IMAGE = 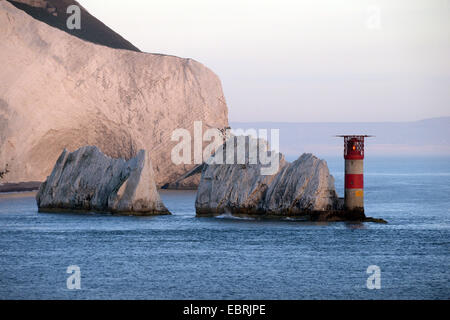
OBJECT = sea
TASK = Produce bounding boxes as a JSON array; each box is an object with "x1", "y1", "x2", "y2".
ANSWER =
[{"x1": 0, "y1": 156, "x2": 449, "y2": 299}]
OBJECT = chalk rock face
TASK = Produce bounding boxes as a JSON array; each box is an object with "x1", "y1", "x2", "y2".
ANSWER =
[
  {"x1": 0, "y1": 1, "x2": 228, "y2": 187},
  {"x1": 36, "y1": 146, "x2": 170, "y2": 215},
  {"x1": 262, "y1": 154, "x2": 340, "y2": 213},
  {"x1": 161, "y1": 164, "x2": 204, "y2": 190},
  {"x1": 195, "y1": 137, "x2": 340, "y2": 216}
]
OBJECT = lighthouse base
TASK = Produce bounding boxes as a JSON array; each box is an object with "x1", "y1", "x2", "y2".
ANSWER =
[
  {"x1": 307, "y1": 198, "x2": 386, "y2": 223},
  {"x1": 195, "y1": 198, "x2": 387, "y2": 223},
  {"x1": 308, "y1": 209, "x2": 386, "y2": 223},
  {"x1": 196, "y1": 208, "x2": 387, "y2": 223},
  {"x1": 308, "y1": 209, "x2": 364, "y2": 222},
  {"x1": 343, "y1": 208, "x2": 365, "y2": 220}
]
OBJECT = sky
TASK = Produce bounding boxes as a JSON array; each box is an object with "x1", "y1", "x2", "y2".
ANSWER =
[{"x1": 79, "y1": 0, "x2": 450, "y2": 123}]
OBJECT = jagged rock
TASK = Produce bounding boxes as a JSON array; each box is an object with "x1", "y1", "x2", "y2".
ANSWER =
[
  {"x1": 36, "y1": 146, "x2": 170, "y2": 215},
  {"x1": 0, "y1": 1, "x2": 228, "y2": 188},
  {"x1": 195, "y1": 137, "x2": 341, "y2": 217},
  {"x1": 161, "y1": 164, "x2": 204, "y2": 190},
  {"x1": 262, "y1": 154, "x2": 340, "y2": 214}
]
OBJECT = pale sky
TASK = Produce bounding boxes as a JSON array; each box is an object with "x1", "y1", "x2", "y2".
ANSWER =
[{"x1": 79, "y1": 0, "x2": 450, "y2": 122}]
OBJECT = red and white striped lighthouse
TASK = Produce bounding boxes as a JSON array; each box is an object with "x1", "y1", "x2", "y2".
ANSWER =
[{"x1": 337, "y1": 135, "x2": 372, "y2": 214}]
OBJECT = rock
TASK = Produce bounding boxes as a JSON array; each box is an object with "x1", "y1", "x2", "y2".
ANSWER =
[
  {"x1": 161, "y1": 164, "x2": 204, "y2": 190},
  {"x1": 0, "y1": 1, "x2": 228, "y2": 188},
  {"x1": 195, "y1": 136, "x2": 387, "y2": 222},
  {"x1": 36, "y1": 146, "x2": 170, "y2": 215},
  {"x1": 262, "y1": 154, "x2": 340, "y2": 214},
  {"x1": 195, "y1": 136, "x2": 341, "y2": 217},
  {"x1": 0, "y1": 164, "x2": 9, "y2": 180},
  {"x1": 363, "y1": 217, "x2": 388, "y2": 224}
]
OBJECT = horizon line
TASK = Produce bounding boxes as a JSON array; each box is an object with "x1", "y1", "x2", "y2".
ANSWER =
[{"x1": 230, "y1": 116, "x2": 450, "y2": 124}]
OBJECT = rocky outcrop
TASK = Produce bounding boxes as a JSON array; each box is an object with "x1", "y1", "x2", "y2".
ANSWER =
[
  {"x1": 196, "y1": 136, "x2": 347, "y2": 219},
  {"x1": 196, "y1": 157, "x2": 340, "y2": 216},
  {"x1": 262, "y1": 153, "x2": 341, "y2": 214},
  {"x1": 161, "y1": 164, "x2": 204, "y2": 190},
  {"x1": 195, "y1": 136, "x2": 388, "y2": 222},
  {"x1": 36, "y1": 146, "x2": 170, "y2": 215},
  {"x1": 0, "y1": 1, "x2": 228, "y2": 188}
]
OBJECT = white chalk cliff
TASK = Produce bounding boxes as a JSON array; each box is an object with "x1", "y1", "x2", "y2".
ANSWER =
[
  {"x1": 36, "y1": 146, "x2": 169, "y2": 215},
  {"x1": 0, "y1": 1, "x2": 228, "y2": 187}
]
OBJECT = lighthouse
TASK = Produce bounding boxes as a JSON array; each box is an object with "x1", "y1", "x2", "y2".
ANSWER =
[{"x1": 337, "y1": 135, "x2": 372, "y2": 214}]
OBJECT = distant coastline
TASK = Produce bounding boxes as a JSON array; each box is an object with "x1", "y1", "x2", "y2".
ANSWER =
[{"x1": 230, "y1": 117, "x2": 450, "y2": 157}]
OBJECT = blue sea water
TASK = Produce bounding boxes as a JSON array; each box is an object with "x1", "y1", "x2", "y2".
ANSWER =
[{"x1": 0, "y1": 157, "x2": 449, "y2": 299}]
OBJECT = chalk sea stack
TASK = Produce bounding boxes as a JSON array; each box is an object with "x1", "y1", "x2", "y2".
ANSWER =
[
  {"x1": 0, "y1": 0, "x2": 228, "y2": 189},
  {"x1": 196, "y1": 137, "x2": 385, "y2": 222},
  {"x1": 36, "y1": 146, "x2": 170, "y2": 215}
]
